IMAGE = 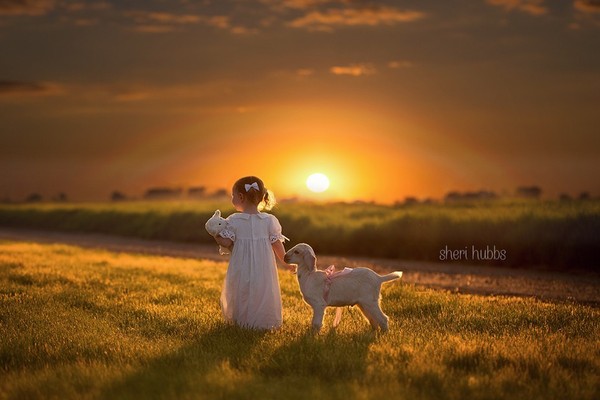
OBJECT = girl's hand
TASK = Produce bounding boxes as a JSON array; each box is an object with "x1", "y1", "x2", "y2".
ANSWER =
[
  {"x1": 215, "y1": 236, "x2": 233, "y2": 249},
  {"x1": 286, "y1": 263, "x2": 297, "y2": 274}
]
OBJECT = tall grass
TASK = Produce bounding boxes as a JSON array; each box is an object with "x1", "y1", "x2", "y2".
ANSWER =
[
  {"x1": 1, "y1": 199, "x2": 599, "y2": 269},
  {"x1": 0, "y1": 241, "x2": 598, "y2": 400}
]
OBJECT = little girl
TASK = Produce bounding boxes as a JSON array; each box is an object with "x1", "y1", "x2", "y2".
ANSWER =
[{"x1": 214, "y1": 176, "x2": 293, "y2": 330}]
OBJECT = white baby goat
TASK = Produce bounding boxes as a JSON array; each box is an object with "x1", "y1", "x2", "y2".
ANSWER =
[{"x1": 284, "y1": 243, "x2": 402, "y2": 332}]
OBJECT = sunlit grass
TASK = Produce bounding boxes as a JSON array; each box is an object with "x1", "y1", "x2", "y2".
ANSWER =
[{"x1": 1, "y1": 241, "x2": 598, "y2": 399}]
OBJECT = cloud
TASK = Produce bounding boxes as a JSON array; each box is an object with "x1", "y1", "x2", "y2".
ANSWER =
[
  {"x1": 125, "y1": 11, "x2": 255, "y2": 35},
  {"x1": 0, "y1": 80, "x2": 64, "y2": 97},
  {"x1": 296, "y1": 68, "x2": 315, "y2": 77},
  {"x1": 101, "y1": 81, "x2": 236, "y2": 104},
  {"x1": 62, "y1": 1, "x2": 112, "y2": 13},
  {"x1": 126, "y1": 11, "x2": 202, "y2": 25},
  {"x1": 71, "y1": 17, "x2": 100, "y2": 26},
  {"x1": 388, "y1": 60, "x2": 414, "y2": 69},
  {"x1": 130, "y1": 25, "x2": 177, "y2": 34},
  {"x1": 230, "y1": 25, "x2": 258, "y2": 34},
  {"x1": 330, "y1": 63, "x2": 376, "y2": 76},
  {"x1": 113, "y1": 91, "x2": 154, "y2": 102},
  {"x1": 0, "y1": 0, "x2": 56, "y2": 16},
  {"x1": 204, "y1": 15, "x2": 230, "y2": 28},
  {"x1": 486, "y1": 0, "x2": 548, "y2": 16},
  {"x1": 574, "y1": 0, "x2": 600, "y2": 14},
  {"x1": 260, "y1": 0, "x2": 338, "y2": 10},
  {"x1": 0, "y1": 0, "x2": 110, "y2": 17},
  {"x1": 288, "y1": 6, "x2": 425, "y2": 31},
  {"x1": 0, "y1": 1, "x2": 112, "y2": 30}
]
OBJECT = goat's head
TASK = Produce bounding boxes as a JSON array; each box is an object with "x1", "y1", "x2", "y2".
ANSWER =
[{"x1": 284, "y1": 243, "x2": 317, "y2": 272}]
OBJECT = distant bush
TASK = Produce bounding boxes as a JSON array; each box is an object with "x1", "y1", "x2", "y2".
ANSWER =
[
  {"x1": 444, "y1": 190, "x2": 498, "y2": 203},
  {"x1": 516, "y1": 186, "x2": 542, "y2": 199},
  {"x1": 0, "y1": 199, "x2": 599, "y2": 270},
  {"x1": 25, "y1": 193, "x2": 43, "y2": 203},
  {"x1": 144, "y1": 187, "x2": 184, "y2": 200},
  {"x1": 111, "y1": 191, "x2": 127, "y2": 201}
]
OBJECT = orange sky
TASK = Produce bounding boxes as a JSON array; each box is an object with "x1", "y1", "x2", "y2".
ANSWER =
[{"x1": 1, "y1": 0, "x2": 599, "y2": 203}]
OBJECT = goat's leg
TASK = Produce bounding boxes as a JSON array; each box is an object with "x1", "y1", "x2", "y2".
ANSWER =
[
  {"x1": 357, "y1": 303, "x2": 378, "y2": 330},
  {"x1": 333, "y1": 307, "x2": 343, "y2": 328},
  {"x1": 311, "y1": 304, "x2": 326, "y2": 332},
  {"x1": 362, "y1": 302, "x2": 389, "y2": 331},
  {"x1": 373, "y1": 305, "x2": 390, "y2": 332}
]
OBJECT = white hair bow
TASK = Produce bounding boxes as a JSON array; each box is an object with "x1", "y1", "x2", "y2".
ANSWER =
[{"x1": 245, "y1": 182, "x2": 260, "y2": 192}]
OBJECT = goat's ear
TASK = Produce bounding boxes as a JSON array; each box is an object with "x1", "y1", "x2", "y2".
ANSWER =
[
  {"x1": 214, "y1": 210, "x2": 221, "y2": 217},
  {"x1": 303, "y1": 247, "x2": 316, "y2": 269}
]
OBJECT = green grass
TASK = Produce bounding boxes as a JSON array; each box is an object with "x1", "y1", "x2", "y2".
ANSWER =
[
  {"x1": 1, "y1": 241, "x2": 598, "y2": 400},
  {"x1": 1, "y1": 199, "x2": 599, "y2": 269}
]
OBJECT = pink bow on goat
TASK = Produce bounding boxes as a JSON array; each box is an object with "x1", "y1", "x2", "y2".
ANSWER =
[{"x1": 324, "y1": 265, "x2": 353, "y2": 302}]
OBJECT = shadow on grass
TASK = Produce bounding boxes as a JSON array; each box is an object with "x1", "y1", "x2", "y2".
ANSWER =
[
  {"x1": 102, "y1": 323, "x2": 268, "y2": 399},
  {"x1": 259, "y1": 329, "x2": 375, "y2": 381},
  {"x1": 102, "y1": 324, "x2": 376, "y2": 399}
]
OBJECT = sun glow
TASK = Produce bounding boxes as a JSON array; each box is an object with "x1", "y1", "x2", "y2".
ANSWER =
[{"x1": 306, "y1": 173, "x2": 330, "y2": 193}]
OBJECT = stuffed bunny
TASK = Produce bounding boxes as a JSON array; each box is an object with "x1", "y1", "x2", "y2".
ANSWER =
[{"x1": 205, "y1": 210, "x2": 233, "y2": 255}]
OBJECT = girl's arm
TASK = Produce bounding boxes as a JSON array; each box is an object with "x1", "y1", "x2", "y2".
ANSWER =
[
  {"x1": 215, "y1": 235, "x2": 233, "y2": 250},
  {"x1": 272, "y1": 241, "x2": 296, "y2": 272}
]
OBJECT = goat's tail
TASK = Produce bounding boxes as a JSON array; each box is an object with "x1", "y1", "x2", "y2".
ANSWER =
[{"x1": 380, "y1": 271, "x2": 403, "y2": 283}]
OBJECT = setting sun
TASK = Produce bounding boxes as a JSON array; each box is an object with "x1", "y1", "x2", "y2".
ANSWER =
[{"x1": 306, "y1": 173, "x2": 330, "y2": 193}]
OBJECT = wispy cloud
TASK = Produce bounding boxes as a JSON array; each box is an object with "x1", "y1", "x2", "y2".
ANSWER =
[
  {"x1": 330, "y1": 63, "x2": 376, "y2": 76},
  {"x1": 486, "y1": 0, "x2": 548, "y2": 16},
  {"x1": 296, "y1": 68, "x2": 315, "y2": 77},
  {"x1": 0, "y1": 80, "x2": 64, "y2": 97},
  {"x1": 388, "y1": 60, "x2": 414, "y2": 69},
  {"x1": 0, "y1": 0, "x2": 111, "y2": 17},
  {"x1": 0, "y1": 0, "x2": 56, "y2": 16},
  {"x1": 69, "y1": 17, "x2": 100, "y2": 27},
  {"x1": 289, "y1": 6, "x2": 425, "y2": 31},
  {"x1": 260, "y1": 0, "x2": 332, "y2": 10},
  {"x1": 1, "y1": 1, "x2": 423, "y2": 35},
  {"x1": 103, "y1": 81, "x2": 237, "y2": 104},
  {"x1": 126, "y1": 11, "x2": 202, "y2": 25},
  {"x1": 113, "y1": 91, "x2": 154, "y2": 102},
  {"x1": 62, "y1": 2, "x2": 112, "y2": 13},
  {"x1": 129, "y1": 24, "x2": 177, "y2": 34},
  {"x1": 574, "y1": 0, "x2": 600, "y2": 14},
  {"x1": 125, "y1": 11, "x2": 255, "y2": 35}
]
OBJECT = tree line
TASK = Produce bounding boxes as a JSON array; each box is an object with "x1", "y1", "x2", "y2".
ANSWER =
[{"x1": 1, "y1": 185, "x2": 595, "y2": 204}]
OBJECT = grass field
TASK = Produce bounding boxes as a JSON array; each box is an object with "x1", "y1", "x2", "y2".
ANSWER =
[
  {"x1": 1, "y1": 198, "x2": 599, "y2": 270},
  {"x1": 1, "y1": 241, "x2": 598, "y2": 400}
]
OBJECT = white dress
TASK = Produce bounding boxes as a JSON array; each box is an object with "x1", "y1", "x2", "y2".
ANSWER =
[{"x1": 219, "y1": 212, "x2": 287, "y2": 329}]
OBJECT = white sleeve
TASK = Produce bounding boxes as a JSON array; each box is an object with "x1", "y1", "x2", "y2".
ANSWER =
[{"x1": 269, "y1": 215, "x2": 289, "y2": 243}]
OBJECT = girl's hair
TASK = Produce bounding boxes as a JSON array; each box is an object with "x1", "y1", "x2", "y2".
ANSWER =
[{"x1": 232, "y1": 176, "x2": 276, "y2": 211}]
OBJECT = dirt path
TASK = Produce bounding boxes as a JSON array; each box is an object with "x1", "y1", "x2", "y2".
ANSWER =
[{"x1": 1, "y1": 227, "x2": 599, "y2": 306}]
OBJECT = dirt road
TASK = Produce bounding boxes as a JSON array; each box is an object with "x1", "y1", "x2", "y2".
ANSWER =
[{"x1": 1, "y1": 227, "x2": 598, "y2": 306}]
